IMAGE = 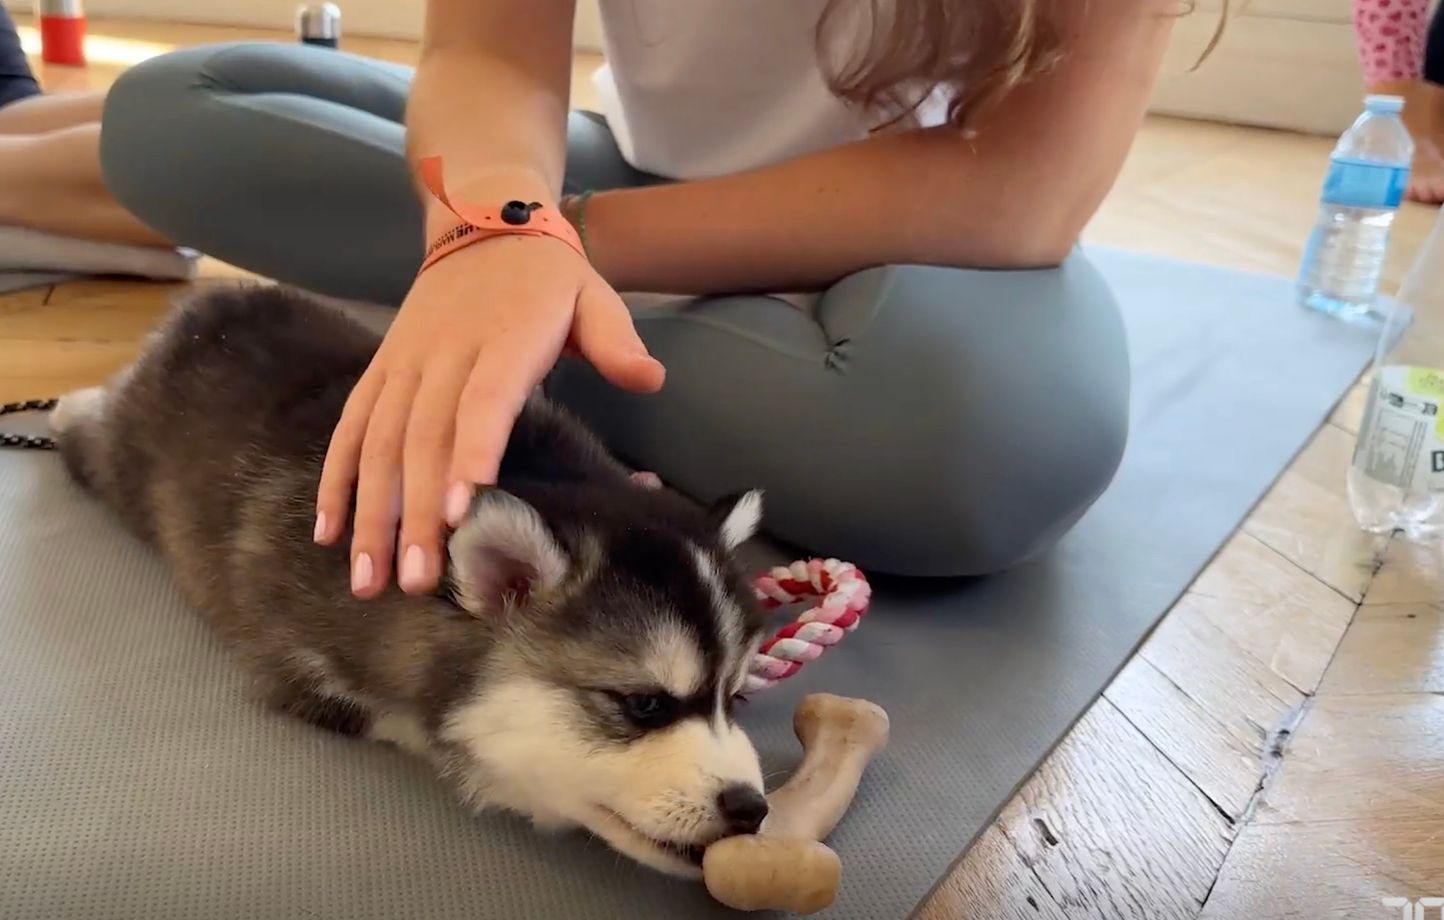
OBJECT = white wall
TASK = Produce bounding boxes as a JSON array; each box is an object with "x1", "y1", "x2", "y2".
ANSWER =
[{"x1": 1151, "y1": 0, "x2": 1364, "y2": 136}]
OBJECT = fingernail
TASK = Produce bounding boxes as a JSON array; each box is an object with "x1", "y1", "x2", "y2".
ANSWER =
[
  {"x1": 351, "y1": 552, "x2": 374, "y2": 595},
  {"x1": 313, "y1": 512, "x2": 328, "y2": 544},
  {"x1": 400, "y1": 544, "x2": 428, "y2": 592},
  {"x1": 445, "y1": 482, "x2": 472, "y2": 526}
]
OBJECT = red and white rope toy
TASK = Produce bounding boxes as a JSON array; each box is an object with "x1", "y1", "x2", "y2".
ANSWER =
[{"x1": 745, "y1": 557, "x2": 871, "y2": 693}]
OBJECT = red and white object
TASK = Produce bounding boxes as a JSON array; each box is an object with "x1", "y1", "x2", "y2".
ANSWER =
[
  {"x1": 38, "y1": 0, "x2": 87, "y2": 66},
  {"x1": 746, "y1": 559, "x2": 872, "y2": 693}
]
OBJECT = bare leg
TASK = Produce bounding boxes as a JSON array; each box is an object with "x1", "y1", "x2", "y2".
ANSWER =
[
  {"x1": 0, "y1": 123, "x2": 170, "y2": 246},
  {"x1": 0, "y1": 89, "x2": 104, "y2": 134}
]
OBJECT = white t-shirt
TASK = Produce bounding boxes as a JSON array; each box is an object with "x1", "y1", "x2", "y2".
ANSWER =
[{"x1": 591, "y1": 0, "x2": 948, "y2": 180}]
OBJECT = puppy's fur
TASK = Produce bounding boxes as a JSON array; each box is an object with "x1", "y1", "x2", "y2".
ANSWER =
[{"x1": 53, "y1": 285, "x2": 770, "y2": 876}]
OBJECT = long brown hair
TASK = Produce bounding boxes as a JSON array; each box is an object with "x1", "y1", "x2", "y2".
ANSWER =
[{"x1": 817, "y1": 0, "x2": 1228, "y2": 130}]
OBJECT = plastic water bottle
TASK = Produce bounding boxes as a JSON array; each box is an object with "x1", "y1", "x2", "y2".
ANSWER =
[
  {"x1": 1298, "y1": 95, "x2": 1413, "y2": 322},
  {"x1": 1348, "y1": 208, "x2": 1444, "y2": 539}
]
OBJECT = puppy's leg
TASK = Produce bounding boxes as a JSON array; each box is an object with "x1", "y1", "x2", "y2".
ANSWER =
[{"x1": 265, "y1": 682, "x2": 373, "y2": 737}]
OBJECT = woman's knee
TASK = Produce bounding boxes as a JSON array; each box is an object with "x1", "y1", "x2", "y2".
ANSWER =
[
  {"x1": 101, "y1": 43, "x2": 419, "y2": 304},
  {"x1": 814, "y1": 256, "x2": 1130, "y2": 576},
  {"x1": 547, "y1": 254, "x2": 1129, "y2": 578}
]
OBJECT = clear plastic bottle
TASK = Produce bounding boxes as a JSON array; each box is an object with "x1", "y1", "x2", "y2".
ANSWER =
[
  {"x1": 1298, "y1": 95, "x2": 1413, "y2": 322},
  {"x1": 1348, "y1": 208, "x2": 1444, "y2": 539}
]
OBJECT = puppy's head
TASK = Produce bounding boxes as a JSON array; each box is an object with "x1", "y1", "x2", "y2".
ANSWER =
[{"x1": 440, "y1": 484, "x2": 769, "y2": 876}]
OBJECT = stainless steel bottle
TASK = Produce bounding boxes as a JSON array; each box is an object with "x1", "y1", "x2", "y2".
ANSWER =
[{"x1": 297, "y1": 3, "x2": 341, "y2": 48}]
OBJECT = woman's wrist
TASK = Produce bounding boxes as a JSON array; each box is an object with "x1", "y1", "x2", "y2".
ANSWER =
[
  {"x1": 415, "y1": 157, "x2": 585, "y2": 273},
  {"x1": 558, "y1": 190, "x2": 595, "y2": 258}
]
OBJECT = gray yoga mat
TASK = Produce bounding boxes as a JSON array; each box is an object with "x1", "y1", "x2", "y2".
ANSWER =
[{"x1": 0, "y1": 248, "x2": 1378, "y2": 919}]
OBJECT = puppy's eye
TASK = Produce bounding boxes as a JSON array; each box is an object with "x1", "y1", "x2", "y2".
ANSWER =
[{"x1": 621, "y1": 692, "x2": 678, "y2": 728}]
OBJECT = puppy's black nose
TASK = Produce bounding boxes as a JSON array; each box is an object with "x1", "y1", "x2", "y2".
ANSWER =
[{"x1": 717, "y1": 784, "x2": 769, "y2": 835}]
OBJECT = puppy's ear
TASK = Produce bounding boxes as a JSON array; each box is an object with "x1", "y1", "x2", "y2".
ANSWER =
[
  {"x1": 708, "y1": 489, "x2": 764, "y2": 552},
  {"x1": 446, "y1": 490, "x2": 568, "y2": 616}
]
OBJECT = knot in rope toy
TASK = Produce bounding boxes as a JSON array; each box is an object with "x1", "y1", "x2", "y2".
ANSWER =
[{"x1": 746, "y1": 558, "x2": 871, "y2": 693}]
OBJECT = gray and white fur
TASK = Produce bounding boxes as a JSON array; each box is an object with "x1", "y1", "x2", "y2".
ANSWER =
[{"x1": 52, "y1": 284, "x2": 771, "y2": 877}]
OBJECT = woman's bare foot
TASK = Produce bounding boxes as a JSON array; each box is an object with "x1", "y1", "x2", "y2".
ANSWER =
[
  {"x1": 1366, "y1": 79, "x2": 1444, "y2": 205},
  {"x1": 1408, "y1": 139, "x2": 1444, "y2": 203}
]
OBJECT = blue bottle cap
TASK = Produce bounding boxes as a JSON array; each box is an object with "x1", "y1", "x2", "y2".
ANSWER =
[{"x1": 1365, "y1": 94, "x2": 1406, "y2": 114}]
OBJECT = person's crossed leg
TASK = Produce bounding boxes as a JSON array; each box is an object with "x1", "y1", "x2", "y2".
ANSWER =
[{"x1": 0, "y1": 1, "x2": 187, "y2": 278}]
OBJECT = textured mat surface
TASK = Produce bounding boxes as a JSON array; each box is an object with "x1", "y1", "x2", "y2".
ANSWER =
[{"x1": 0, "y1": 249, "x2": 1378, "y2": 919}]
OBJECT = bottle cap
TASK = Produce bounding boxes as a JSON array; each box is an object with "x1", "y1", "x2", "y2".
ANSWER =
[
  {"x1": 1364, "y1": 94, "x2": 1406, "y2": 114},
  {"x1": 297, "y1": 3, "x2": 341, "y2": 46}
]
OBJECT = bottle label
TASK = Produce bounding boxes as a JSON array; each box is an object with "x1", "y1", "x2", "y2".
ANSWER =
[
  {"x1": 1352, "y1": 365, "x2": 1444, "y2": 492},
  {"x1": 1321, "y1": 157, "x2": 1409, "y2": 209}
]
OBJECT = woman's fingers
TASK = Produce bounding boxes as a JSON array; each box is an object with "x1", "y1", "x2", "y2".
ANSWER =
[
  {"x1": 448, "y1": 352, "x2": 539, "y2": 500},
  {"x1": 315, "y1": 369, "x2": 385, "y2": 545},
  {"x1": 350, "y1": 370, "x2": 422, "y2": 598},
  {"x1": 397, "y1": 356, "x2": 474, "y2": 594},
  {"x1": 572, "y1": 281, "x2": 666, "y2": 394}
]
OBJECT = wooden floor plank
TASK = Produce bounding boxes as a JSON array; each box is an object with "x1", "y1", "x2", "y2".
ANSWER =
[
  {"x1": 1187, "y1": 531, "x2": 1357, "y2": 694},
  {"x1": 993, "y1": 701, "x2": 1234, "y2": 920},
  {"x1": 1362, "y1": 536, "x2": 1444, "y2": 606},
  {"x1": 0, "y1": 340, "x2": 143, "y2": 403},
  {"x1": 1202, "y1": 691, "x2": 1444, "y2": 918},
  {"x1": 1322, "y1": 536, "x2": 1444, "y2": 695},
  {"x1": 1243, "y1": 425, "x2": 1387, "y2": 603},
  {"x1": 1321, "y1": 603, "x2": 1444, "y2": 695},
  {"x1": 1200, "y1": 817, "x2": 1444, "y2": 920},
  {"x1": 1254, "y1": 694, "x2": 1444, "y2": 826},
  {"x1": 1105, "y1": 598, "x2": 1305, "y2": 820},
  {"x1": 0, "y1": 286, "x2": 52, "y2": 315},
  {"x1": 918, "y1": 823, "x2": 1068, "y2": 920},
  {"x1": 0, "y1": 280, "x2": 184, "y2": 343}
]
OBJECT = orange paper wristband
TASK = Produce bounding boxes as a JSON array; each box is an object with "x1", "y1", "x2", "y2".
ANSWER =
[{"x1": 417, "y1": 156, "x2": 586, "y2": 273}]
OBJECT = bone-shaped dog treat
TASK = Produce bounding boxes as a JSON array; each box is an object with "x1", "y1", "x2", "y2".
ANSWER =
[{"x1": 703, "y1": 693, "x2": 890, "y2": 914}]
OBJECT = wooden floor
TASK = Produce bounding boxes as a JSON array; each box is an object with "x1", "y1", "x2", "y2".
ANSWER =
[{"x1": 6, "y1": 17, "x2": 1444, "y2": 919}]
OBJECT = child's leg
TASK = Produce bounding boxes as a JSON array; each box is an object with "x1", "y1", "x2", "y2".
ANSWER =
[
  {"x1": 1354, "y1": 0, "x2": 1429, "y2": 87},
  {"x1": 1352, "y1": 0, "x2": 1444, "y2": 203}
]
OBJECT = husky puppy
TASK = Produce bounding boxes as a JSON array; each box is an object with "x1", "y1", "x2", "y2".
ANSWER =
[{"x1": 52, "y1": 284, "x2": 771, "y2": 877}]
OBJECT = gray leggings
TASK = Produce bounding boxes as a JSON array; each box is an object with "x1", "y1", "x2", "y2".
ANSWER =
[{"x1": 99, "y1": 43, "x2": 1130, "y2": 578}]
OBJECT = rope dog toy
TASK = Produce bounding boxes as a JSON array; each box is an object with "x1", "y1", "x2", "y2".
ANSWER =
[
  {"x1": 626, "y1": 471, "x2": 872, "y2": 691},
  {"x1": 746, "y1": 559, "x2": 871, "y2": 693}
]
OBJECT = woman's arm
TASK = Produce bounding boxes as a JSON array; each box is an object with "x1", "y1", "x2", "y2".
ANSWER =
[
  {"x1": 316, "y1": 0, "x2": 662, "y2": 600},
  {"x1": 580, "y1": 0, "x2": 1176, "y2": 294},
  {"x1": 406, "y1": 0, "x2": 575, "y2": 232}
]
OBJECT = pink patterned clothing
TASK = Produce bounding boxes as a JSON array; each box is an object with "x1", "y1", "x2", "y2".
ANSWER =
[{"x1": 1355, "y1": 0, "x2": 1431, "y2": 83}]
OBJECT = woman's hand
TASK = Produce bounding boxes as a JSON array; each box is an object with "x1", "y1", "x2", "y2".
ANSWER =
[{"x1": 312, "y1": 235, "x2": 665, "y2": 598}]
